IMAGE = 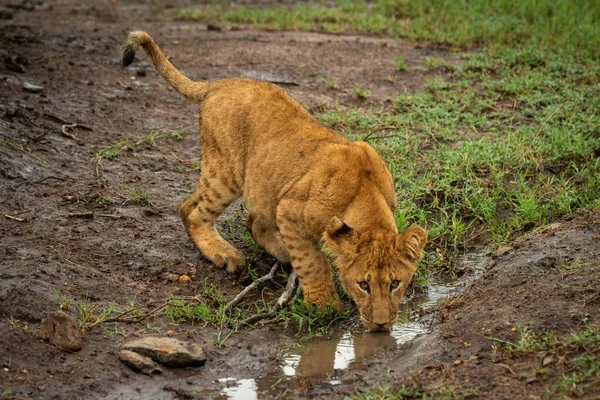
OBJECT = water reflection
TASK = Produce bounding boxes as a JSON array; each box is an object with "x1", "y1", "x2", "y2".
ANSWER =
[{"x1": 219, "y1": 378, "x2": 258, "y2": 400}]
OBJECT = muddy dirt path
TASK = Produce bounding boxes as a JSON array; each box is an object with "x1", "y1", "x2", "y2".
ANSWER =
[{"x1": 1, "y1": 1, "x2": 599, "y2": 399}]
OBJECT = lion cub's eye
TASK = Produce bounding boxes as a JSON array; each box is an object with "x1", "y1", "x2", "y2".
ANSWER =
[
  {"x1": 390, "y1": 280, "x2": 401, "y2": 290},
  {"x1": 358, "y1": 281, "x2": 370, "y2": 293}
]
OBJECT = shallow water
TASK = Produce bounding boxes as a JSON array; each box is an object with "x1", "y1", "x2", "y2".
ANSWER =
[{"x1": 216, "y1": 251, "x2": 488, "y2": 399}]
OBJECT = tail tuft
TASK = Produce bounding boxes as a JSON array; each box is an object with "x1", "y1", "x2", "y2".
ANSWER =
[
  {"x1": 122, "y1": 46, "x2": 136, "y2": 67},
  {"x1": 120, "y1": 30, "x2": 206, "y2": 103}
]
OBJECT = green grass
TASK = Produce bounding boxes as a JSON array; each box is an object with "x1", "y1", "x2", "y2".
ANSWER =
[
  {"x1": 165, "y1": 277, "x2": 353, "y2": 339},
  {"x1": 94, "y1": 128, "x2": 185, "y2": 163},
  {"x1": 280, "y1": 299, "x2": 354, "y2": 334},
  {"x1": 317, "y1": 74, "x2": 338, "y2": 89},
  {"x1": 124, "y1": 186, "x2": 152, "y2": 205},
  {"x1": 424, "y1": 57, "x2": 455, "y2": 71},
  {"x1": 175, "y1": 0, "x2": 600, "y2": 61},
  {"x1": 558, "y1": 259, "x2": 597, "y2": 271},
  {"x1": 394, "y1": 56, "x2": 406, "y2": 71},
  {"x1": 489, "y1": 324, "x2": 600, "y2": 398},
  {"x1": 75, "y1": 294, "x2": 116, "y2": 330},
  {"x1": 5, "y1": 315, "x2": 21, "y2": 329},
  {"x1": 354, "y1": 87, "x2": 373, "y2": 100},
  {"x1": 52, "y1": 288, "x2": 72, "y2": 310}
]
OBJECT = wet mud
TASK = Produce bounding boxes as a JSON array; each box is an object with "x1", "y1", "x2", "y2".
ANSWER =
[{"x1": 1, "y1": 1, "x2": 599, "y2": 399}]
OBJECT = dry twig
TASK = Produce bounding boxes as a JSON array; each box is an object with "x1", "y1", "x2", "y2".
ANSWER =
[
  {"x1": 363, "y1": 126, "x2": 398, "y2": 142},
  {"x1": 4, "y1": 214, "x2": 25, "y2": 222},
  {"x1": 243, "y1": 271, "x2": 300, "y2": 325},
  {"x1": 224, "y1": 263, "x2": 280, "y2": 313}
]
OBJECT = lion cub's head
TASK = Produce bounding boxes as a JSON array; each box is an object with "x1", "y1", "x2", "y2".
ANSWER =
[{"x1": 324, "y1": 217, "x2": 427, "y2": 332}]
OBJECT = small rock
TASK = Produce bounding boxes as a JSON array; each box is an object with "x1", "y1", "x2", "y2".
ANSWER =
[
  {"x1": 0, "y1": 7, "x2": 13, "y2": 19},
  {"x1": 118, "y1": 350, "x2": 163, "y2": 375},
  {"x1": 122, "y1": 337, "x2": 206, "y2": 367},
  {"x1": 162, "y1": 272, "x2": 180, "y2": 282},
  {"x1": 23, "y1": 83, "x2": 43, "y2": 93},
  {"x1": 41, "y1": 311, "x2": 82, "y2": 351},
  {"x1": 542, "y1": 355, "x2": 554, "y2": 367}
]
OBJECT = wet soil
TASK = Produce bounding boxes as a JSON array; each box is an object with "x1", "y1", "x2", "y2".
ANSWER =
[{"x1": 1, "y1": 1, "x2": 599, "y2": 399}]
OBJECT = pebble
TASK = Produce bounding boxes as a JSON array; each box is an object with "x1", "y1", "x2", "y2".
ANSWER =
[
  {"x1": 41, "y1": 311, "x2": 82, "y2": 351},
  {"x1": 118, "y1": 350, "x2": 163, "y2": 375},
  {"x1": 122, "y1": 337, "x2": 206, "y2": 367},
  {"x1": 162, "y1": 272, "x2": 180, "y2": 282}
]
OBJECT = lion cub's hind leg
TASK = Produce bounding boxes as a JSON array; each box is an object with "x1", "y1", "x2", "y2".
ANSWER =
[
  {"x1": 180, "y1": 172, "x2": 245, "y2": 274},
  {"x1": 246, "y1": 214, "x2": 291, "y2": 264}
]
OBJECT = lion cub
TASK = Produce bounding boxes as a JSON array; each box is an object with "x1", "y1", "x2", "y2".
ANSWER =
[{"x1": 122, "y1": 31, "x2": 427, "y2": 331}]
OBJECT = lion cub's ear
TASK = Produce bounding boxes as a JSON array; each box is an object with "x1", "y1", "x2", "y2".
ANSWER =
[
  {"x1": 396, "y1": 226, "x2": 427, "y2": 262},
  {"x1": 323, "y1": 216, "x2": 356, "y2": 255}
]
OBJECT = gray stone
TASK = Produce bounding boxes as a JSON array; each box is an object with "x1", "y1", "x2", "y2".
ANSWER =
[
  {"x1": 118, "y1": 350, "x2": 163, "y2": 375},
  {"x1": 122, "y1": 337, "x2": 206, "y2": 367},
  {"x1": 161, "y1": 272, "x2": 180, "y2": 282},
  {"x1": 23, "y1": 83, "x2": 43, "y2": 93},
  {"x1": 41, "y1": 311, "x2": 82, "y2": 351}
]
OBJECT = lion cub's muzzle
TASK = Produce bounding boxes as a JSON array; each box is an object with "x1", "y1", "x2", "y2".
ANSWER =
[{"x1": 361, "y1": 313, "x2": 398, "y2": 332}]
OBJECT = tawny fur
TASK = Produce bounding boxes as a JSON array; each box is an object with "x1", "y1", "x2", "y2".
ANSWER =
[{"x1": 122, "y1": 30, "x2": 427, "y2": 330}]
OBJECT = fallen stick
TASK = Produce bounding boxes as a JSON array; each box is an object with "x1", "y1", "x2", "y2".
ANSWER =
[
  {"x1": 223, "y1": 263, "x2": 280, "y2": 313},
  {"x1": 4, "y1": 214, "x2": 24, "y2": 222},
  {"x1": 243, "y1": 271, "x2": 300, "y2": 325},
  {"x1": 45, "y1": 113, "x2": 93, "y2": 130},
  {"x1": 274, "y1": 271, "x2": 298, "y2": 310}
]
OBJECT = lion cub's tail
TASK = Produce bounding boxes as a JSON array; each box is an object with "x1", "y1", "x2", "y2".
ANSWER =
[{"x1": 122, "y1": 30, "x2": 206, "y2": 103}]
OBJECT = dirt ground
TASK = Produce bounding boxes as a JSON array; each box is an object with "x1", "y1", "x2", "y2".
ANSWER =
[{"x1": 1, "y1": 1, "x2": 599, "y2": 399}]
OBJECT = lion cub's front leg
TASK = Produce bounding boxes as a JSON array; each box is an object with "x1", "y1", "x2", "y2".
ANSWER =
[{"x1": 277, "y1": 215, "x2": 341, "y2": 309}]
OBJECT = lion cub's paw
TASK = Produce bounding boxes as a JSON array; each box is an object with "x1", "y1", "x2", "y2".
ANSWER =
[
  {"x1": 215, "y1": 250, "x2": 246, "y2": 275},
  {"x1": 304, "y1": 292, "x2": 343, "y2": 313}
]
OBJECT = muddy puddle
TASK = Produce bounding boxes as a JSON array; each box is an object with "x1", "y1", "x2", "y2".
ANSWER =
[{"x1": 212, "y1": 252, "x2": 488, "y2": 399}]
